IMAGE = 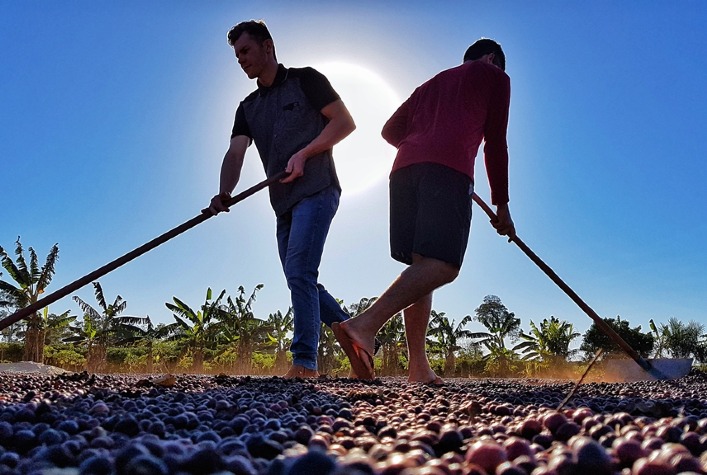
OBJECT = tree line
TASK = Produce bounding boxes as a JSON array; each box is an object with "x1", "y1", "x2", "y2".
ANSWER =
[{"x1": 2, "y1": 238, "x2": 706, "y2": 378}]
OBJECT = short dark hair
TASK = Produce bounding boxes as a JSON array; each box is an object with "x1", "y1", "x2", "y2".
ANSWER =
[
  {"x1": 227, "y1": 20, "x2": 276, "y2": 61},
  {"x1": 227, "y1": 20, "x2": 272, "y2": 46},
  {"x1": 463, "y1": 38, "x2": 506, "y2": 71}
]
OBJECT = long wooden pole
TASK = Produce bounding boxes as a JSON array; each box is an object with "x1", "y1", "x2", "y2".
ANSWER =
[
  {"x1": 471, "y1": 193, "x2": 664, "y2": 377},
  {"x1": 0, "y1": 172, "x2": 286, "y2": 331}
]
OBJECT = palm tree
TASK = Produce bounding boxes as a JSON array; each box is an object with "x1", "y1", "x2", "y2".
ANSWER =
[
  {"x1": 484, "y1": 343, "x2": 521, "y2": 377},
  {"x1": 113, "y1": 315, "x2": 177, "y2": 373},
  {"x1": 42, "y1": 307, "x2": 77, "y2": 347},
  {"x1": 698, "y1": 334, "x2": 707, "y2": 364},
  {"x1": 1, "y1": 320, "x2": 23, "y2": 344},
  {"x1": 377, "y1": 313, "x2": 406, "y2": 376},
  {"x1": 471, "y1": 295, "x2": 522, "y2": 377},
  {"x1": 216, "y1": 285, "x2": 272, "y2": 374},
  {"x1": 344, "y1": 297, "x2": 378, "y2": 318},
  {"x1": 0, "y1": 237, "x2": 59, "y2": 362},
  {"x1": 267, "y1": 308, "x2": 294, "y2": 371},
  {"x1": 471, "y1": 295, "x2": 522, "y2": 351},
  {"x1": 11, "y1": 307, "x2": 75, "y2": 361},
  {"x1": 318, "y1": 320, "x2": 340, "y2": 375},
  {"x1": 649, "y1": 319, "x2": 667, "y2": 358},
  {"x1": 428, "y1": 311, "x2": 473, "y2": 376},
  {"x1": 0, "y1": 287, "x2": 12, "y2": 312},
  {"x1": 659, "y1": 317, "x2": 706, "y2": 360},
  {"x1": 70, "y1": 282, "x2": 131, "y2": 372},
  {"x1": 64, "y1": 316, "x2": 99, "y2": 370},
  {"x1": 166, "y1": 288, "x2": 225, "y2": 373},
  {"x1": 515, "y1": 316, "x2": 580, "y2": 376},
  {"x1": 516, "y1": 316, "x2": 580, "y2": 363}
]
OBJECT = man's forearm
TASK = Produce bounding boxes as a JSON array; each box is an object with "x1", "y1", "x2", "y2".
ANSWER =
[
  {"x1": 294, "y1": 99, "x2": 355, "y2": 160},
  {"x1": 483, "y1": 142, "x2": 509, "y2": 206},
  {"x1": 298, "y1": 114, "x2": 355, "y2": 160},
  {"x1": 218, "y1": 135, "x2": 249, "y2": 194},
  {"x1": 219, "y1": 150, "x2": 244, "y2": 195}
]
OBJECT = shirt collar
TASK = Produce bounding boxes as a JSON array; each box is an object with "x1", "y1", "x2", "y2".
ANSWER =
[{"x1": 257, "y1": 64, "x2": 288, "y2": 94}]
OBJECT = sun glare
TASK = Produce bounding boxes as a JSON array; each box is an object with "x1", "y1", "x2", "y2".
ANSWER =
[{"x1": 315, "y1": 62, "x2": 401, "y2": 196}]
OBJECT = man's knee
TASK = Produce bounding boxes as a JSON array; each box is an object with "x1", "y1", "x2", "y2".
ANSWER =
[
  {"x1": 412, "y1": 253, "x2": 460, "y2": 285},
  {"x1": 439, "y1": 263, "x2": 460, "y2": 285},
  {"x1": 284, "y1": 264, "x2": 317, "y2": 288}
]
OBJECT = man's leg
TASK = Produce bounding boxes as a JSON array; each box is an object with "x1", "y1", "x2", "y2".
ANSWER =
[
  {"x1": 403, "y1": 291, "x2": 440, "y2": 383},
  {"x1": 338, "y1": 253, "x2": 458, "y2": 358},
  {"x1": 318, "y1": 284, "x2": 349, "y2": 327},
  {"x1": 276, "y1": 212, "x2": 317, "y2": 375},
  {"x1": 336, "y1": 163, "x2": 469, "y2": 378},
  {"x1": 277, "y1": 187, "x2": 340, "y2": 373}
]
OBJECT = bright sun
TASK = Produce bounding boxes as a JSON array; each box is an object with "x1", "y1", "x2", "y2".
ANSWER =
[{"x1": 314, "y1": 62, "x2": 401, "y2": 196}]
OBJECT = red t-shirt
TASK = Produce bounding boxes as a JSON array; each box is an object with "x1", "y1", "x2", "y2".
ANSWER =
[{"x1": 382, "y1": 61, "x2": 510, "y2": 205}]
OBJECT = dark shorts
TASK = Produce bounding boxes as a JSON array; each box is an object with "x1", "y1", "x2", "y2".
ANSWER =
[{"x1": 389, "y1": 162, "x2": 473, "y2": 268}]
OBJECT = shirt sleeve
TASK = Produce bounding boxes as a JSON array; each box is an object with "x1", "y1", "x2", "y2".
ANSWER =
[
  {"x1": 231, "y1": 103, "x2": 252, "y2": 139},
  {"x1": 297, "y1": 67, "x2": 341, "y2": 111},
  {"x1": 483, "y1": 71, "x2": 511, "y2": 205},
  {"x1": 381, "y1": 96, "x2": 412, "y2": 147}
]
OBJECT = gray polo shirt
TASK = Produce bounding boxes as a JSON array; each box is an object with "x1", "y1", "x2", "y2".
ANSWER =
[{"x1": 232, "y1": 64, "x2": 342, "y2": 216}]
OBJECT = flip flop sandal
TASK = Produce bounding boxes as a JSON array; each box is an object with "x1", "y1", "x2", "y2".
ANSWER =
[{"x1": 332, "y1": 322, "x2": 375, "y2": 380}]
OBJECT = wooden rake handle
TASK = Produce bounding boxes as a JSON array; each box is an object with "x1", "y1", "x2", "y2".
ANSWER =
[
  {"x1": 471, "y1": 192, "x2": 654, "y2": 373},
  {"x1": 0, "y1": 171, "x2": 287, "y2": 332}
]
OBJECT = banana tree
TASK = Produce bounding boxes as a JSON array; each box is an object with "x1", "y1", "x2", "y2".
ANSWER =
[
  {"x1": 42, "y1": 307, "x2": 77, "y2": 347},
  {"x1": 471, "y1": 295, "x2": 522, "y2": 352},
  {"x1": 428, "y1": 311, "x2": 473, "y2": 376},
  {"x1": 344, "y1": 297, "x2": 377, "y2": 318},
  {"x1": 377, "y1": 313, "x2": 406, "y2": 376},
  {"x1": 215, "y1": 285, "x2": 273, "y2": 374},
  {"x1": 267, "y1": 308, "x2": 294, "y2": 371},
  {"x1": 515, "y1": 316, "x2": 580, "y2": 367},
  {"x1": 483, "y1": 341, "x2": 521, "y2": 377},
  {"x1": 649, "y1": 319, "x2": 667, "y2": 358},
  {"x1": 0, "y1": 319, "x2": 23, "y2": 344},
  {"x1": 318, "y1": 319, "x2": 341, "y2": 375},
  {"x1": 166, "y1": 287, "x2": 226, "y2": 373},
  {"x1": 64, "y1": 316, "x2": 99, "y2": 371},
  {"x1": 0, "y1": 237, "x2": 59, "y2": 362},
  {"x1": 71, "y1": 282, "x2": 131, "y2": 372},
  {"x1": 113, "y1": 315, "x2": 177, "y2": 373},
  {"x1": 659, "y1": 317, "x2": 706, "y2": 360}
]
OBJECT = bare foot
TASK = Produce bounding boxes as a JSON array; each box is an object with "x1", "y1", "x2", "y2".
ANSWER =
[
  {"x1": 409, "y1": 375, "x2": 444, "y2": 386},
  {"x1": 408, "y1": 369, "x2": 442, "y2": 385},
  {"x1": 332, "y1": 322, "x2": 375, "y2": 380},
  {"x1": 339, "y1": 319, "x2": 376, "y2": 357}
]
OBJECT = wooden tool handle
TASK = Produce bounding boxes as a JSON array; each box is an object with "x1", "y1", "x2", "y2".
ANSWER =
[
  {"x1": 0, "y1": 171, "x2": 287, "y2": 331},
  {"x1": 471, "y1": 193, "x2": 653, "y2": 372}
]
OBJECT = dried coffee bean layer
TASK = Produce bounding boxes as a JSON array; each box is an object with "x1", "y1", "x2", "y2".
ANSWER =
[{"x1": 1, "y1": 371, "x2": 706, "y2": 474}]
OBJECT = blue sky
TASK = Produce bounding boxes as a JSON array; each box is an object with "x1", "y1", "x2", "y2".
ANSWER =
[{"x1": 2, "y1": 1, "x2": 706, "y2": 345}]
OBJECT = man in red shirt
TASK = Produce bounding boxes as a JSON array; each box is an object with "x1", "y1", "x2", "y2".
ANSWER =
[{"x1": 333, "y1": 38, "x2": 516, "y2": 384}]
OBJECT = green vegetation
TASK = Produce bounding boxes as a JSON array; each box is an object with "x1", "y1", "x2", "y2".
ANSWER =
[
  {"x1": 580, "y1": 316, "x2": 655, "y2": 358},
  {"x1": 2, "y1": 237, "x2": 705, "y2": 378},
  {"x1": 1, "y1": 237, "x2": 60, "y2": 362}
]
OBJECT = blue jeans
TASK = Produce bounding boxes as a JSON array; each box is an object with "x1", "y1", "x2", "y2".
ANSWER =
[{"x1": 276, "y1": 186, "x2": 349, "y2": 370}]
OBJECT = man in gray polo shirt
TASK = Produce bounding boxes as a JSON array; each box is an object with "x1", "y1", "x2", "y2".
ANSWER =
[{"x1": 206, "y1": 20, "x2": 356, "y2": 379}]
